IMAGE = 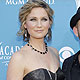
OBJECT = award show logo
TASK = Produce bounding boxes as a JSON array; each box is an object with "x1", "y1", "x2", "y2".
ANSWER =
[
  {"x1": 59, "y1": 46, "x2": 75, "y2": 63},
  {"x1": 0, "y1": 42, "x2": 22, "y2": 66},
  {"x1": 6, "y1": 0, "x2": 54, "y2": 5}
]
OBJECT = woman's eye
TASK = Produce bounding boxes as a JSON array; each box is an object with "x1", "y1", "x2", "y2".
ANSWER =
[
  {"x1": 30, "y1": 19, "x2": 36, "y2": 21},
  {"x1": 42, "y1": 18, "x2": 47, "y2": 21}
]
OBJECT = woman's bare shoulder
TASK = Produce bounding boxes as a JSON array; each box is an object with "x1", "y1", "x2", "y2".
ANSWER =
[
  {"x1": 48, "y1": 46, "x2": 60, "y2": 67},
  {"x1": 7, "y1": 50, "x2": 25, "y2": 80},
  {"x1": 11, "y1": 51, "x2": 23, "y2": 62},
  {"x1": 48, "y1": 47, "x2": 60, "y2": 61},
  {"x1": 10, "y1": 45, "x2": 29, "y2": 62},
  {"x1": 8, "y1": 50, "x2": 25, "y2": 71},
  {"x1": 8, "y1": 44, "x2": 31, "y2": 67},
  {"x1": 48, "y1": 46, "x2": 59, "y2": 56}
]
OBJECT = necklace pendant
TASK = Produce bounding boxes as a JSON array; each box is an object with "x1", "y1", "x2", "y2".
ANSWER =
[
  {"x1": 40, "y1": 52, "x2": 43, "y2": 54},
  {"x1": 43, "y1": 52, "x2": 45, "y2": 54}
]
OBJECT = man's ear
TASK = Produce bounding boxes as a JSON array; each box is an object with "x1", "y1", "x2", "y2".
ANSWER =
[{"x1": 73, "y1": 26, "x2": 78, "y2": 37}]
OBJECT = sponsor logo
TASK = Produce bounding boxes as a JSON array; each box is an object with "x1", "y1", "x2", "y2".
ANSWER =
[
  {"x1": 6, "y1": 0, "x2": 54, "y2": 5},
  {"x1": 0, "y1": 42, "x2": 23, "y2": 66},
  {"x1": 59, "y1": 46, "x2": 75, "y2": 63}
]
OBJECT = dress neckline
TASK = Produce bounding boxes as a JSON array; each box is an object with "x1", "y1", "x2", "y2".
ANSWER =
[{"x1": 23, "y1": 67, "x2": 60, "y2": 79}]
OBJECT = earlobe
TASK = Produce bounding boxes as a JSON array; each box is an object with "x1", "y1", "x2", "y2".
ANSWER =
[{"x1": 73, "y1": 27, "x2": 78, "y2": 37}]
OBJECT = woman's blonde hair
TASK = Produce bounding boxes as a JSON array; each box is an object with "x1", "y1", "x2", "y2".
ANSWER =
[{"x1": 17, "y1": 0, "x2": 54, "y2": 42}]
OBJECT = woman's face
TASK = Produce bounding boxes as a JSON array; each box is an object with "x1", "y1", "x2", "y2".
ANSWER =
[{"x1": 24, "y1": 7, "x2": 51, "y2": 39}]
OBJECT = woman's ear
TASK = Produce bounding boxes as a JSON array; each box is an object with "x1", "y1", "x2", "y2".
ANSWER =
[
  {"x1": 49, "y1": 21, "x2": 52, "y2": 28},
  {"x1": 73, "y1": 26, "x2": 78, "y2": 37},
  {"x1": 23, "y1": 21, "x2": 27, "y2": 29},
  {"x1": 24, "y1": 24, "x2": 27, "y2": 29},
  {"x1": 24, "y1": 22, "x2": 27, "y2": 29}
]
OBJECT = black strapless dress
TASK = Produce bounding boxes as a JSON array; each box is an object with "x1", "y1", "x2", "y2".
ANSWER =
[{"x1": 23, "y1": 67, "x2": 65, "y2": 80}]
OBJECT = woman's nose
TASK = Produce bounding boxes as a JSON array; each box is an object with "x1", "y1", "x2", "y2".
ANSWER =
[{"x1": 37, "y1": 20, "x2": 42, "y2": 27}]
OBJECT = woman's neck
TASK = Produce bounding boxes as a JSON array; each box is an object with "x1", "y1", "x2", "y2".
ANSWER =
[{"x1": 29, "y1": 37, "x2": 46, "y2": 51}]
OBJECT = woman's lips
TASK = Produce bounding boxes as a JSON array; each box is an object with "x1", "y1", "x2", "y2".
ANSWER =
[{"x1": 35, "y1": 30, "x2": 43, "y2": 33}]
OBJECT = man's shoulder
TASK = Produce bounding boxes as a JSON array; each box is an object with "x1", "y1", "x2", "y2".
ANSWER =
[
  {"x1": 62, "y1": 51, "x2": 80, "y2": 72},
  {"x1": 62, "y1": 54, "x2": 74, "y2": 71},
  {"x1": 64, "y1": 55, "x2": 74, "y2": 62}
]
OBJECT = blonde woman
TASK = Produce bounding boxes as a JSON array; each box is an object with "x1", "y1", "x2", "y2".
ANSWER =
[{"x1": 7, "y1": 0, "x2": 65, "y2": 80}]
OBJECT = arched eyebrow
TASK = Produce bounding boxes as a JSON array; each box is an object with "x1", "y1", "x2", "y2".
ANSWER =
[{"x1": 29, "y1": 16, "x2": 49, "y2": 19}]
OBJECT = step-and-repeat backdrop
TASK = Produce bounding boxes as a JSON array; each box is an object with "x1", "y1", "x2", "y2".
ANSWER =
[{"x1": 0, "y1": 0, "x2": 80, "y2": 80}]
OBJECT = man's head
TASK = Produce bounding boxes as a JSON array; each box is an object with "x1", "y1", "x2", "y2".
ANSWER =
[{"x1": 70, "y1": 7, "x2": 80, "y2": 39}]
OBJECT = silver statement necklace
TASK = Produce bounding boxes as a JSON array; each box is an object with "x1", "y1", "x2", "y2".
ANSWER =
[{"x1": 27, "y1": 42, "x2": 48, "y2": 54}]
